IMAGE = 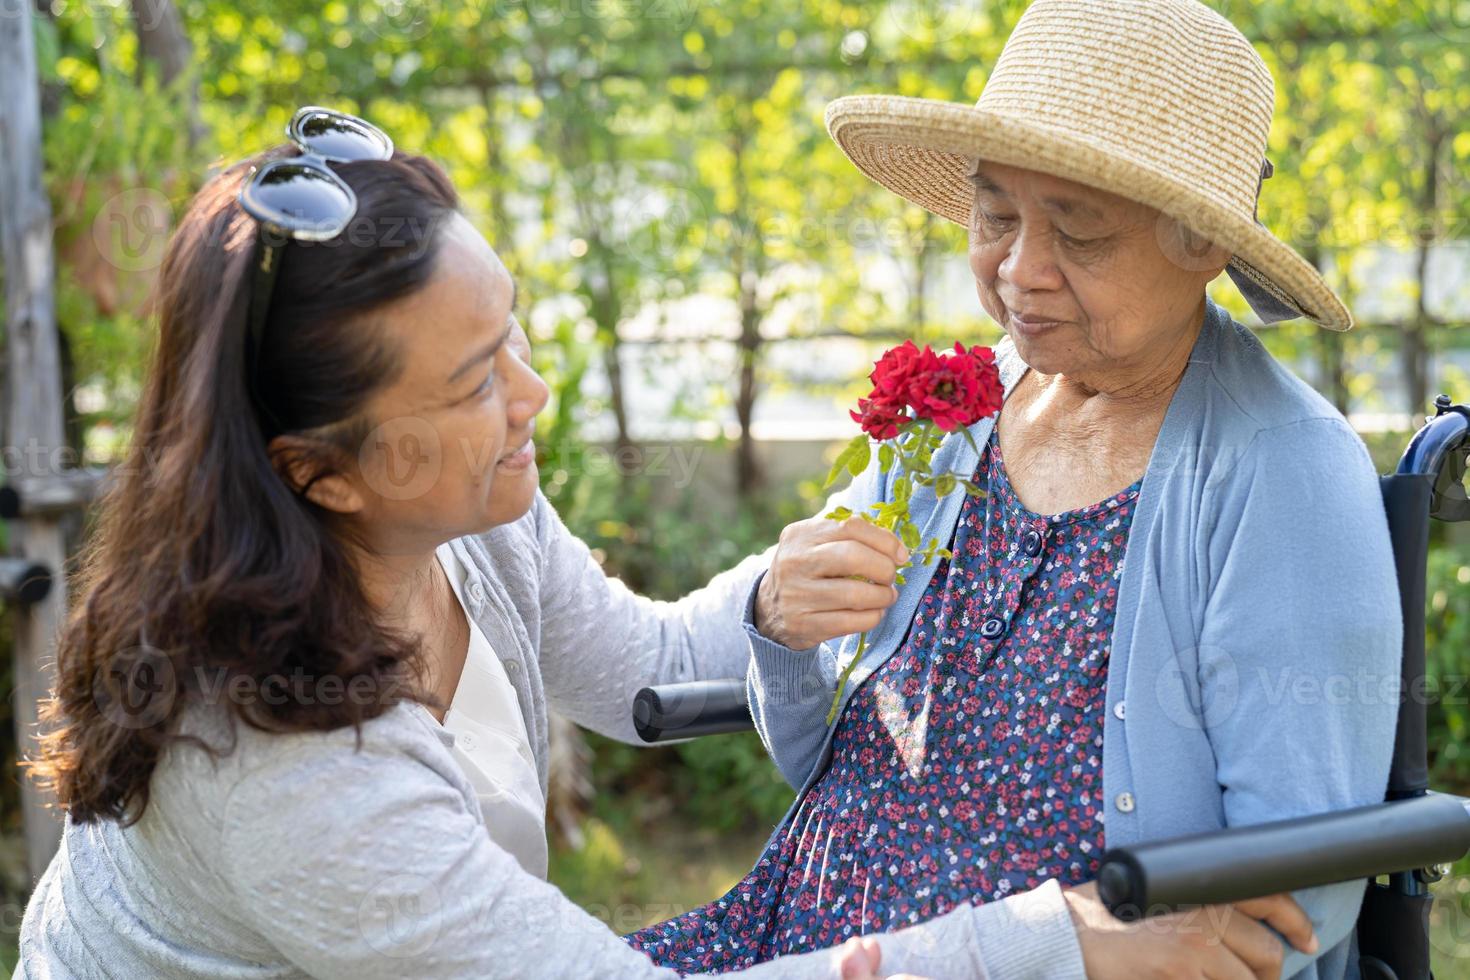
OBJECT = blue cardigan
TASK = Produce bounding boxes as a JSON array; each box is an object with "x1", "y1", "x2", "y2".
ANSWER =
[{"x1": 744, "y1": 298, "x2": 1401, "y2": 979}]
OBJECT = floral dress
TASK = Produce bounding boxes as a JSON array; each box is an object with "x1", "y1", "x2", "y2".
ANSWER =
[{"x1": 626, "y1": 428, "x2": 1142, "y2": 972}]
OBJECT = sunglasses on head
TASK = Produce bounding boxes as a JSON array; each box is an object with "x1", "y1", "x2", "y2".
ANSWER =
[{"x1": 235, "y1": 106, "x2": 395, "y2": 431}]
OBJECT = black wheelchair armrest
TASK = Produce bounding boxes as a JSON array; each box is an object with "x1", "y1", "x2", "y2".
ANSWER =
[
  {"x1": 633, "y1": 679, "x2": 755, "y2": 743},
  {"x1": 1097, "y1": 792, "x2": 1470, "y2": 918}
]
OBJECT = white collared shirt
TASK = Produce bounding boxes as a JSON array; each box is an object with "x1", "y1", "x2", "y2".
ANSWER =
[{"x1": 431, "y1": 542, "x2": 548, "y2": 879}]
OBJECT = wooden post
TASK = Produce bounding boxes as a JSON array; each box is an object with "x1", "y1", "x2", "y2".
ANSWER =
[{"x1": 1, "y1": 0, "x2": 68, "y2": 880}]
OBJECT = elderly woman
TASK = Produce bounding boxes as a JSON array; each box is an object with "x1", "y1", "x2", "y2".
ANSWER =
[{"x1": 627, "y1": 1, "x2": 1400, "y2": 978}]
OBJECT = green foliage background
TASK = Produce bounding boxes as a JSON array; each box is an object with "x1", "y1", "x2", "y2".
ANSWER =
[{"x1": 3, "y1": 0, "x2": 1470, "y2": 968}]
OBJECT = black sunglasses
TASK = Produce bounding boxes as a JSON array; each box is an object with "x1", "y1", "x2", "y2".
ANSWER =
[{"x1": 236, "y1": 106, "x2": 394, "y2": 430}]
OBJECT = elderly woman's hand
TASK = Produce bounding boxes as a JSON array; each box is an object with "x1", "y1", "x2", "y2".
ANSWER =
[
  {"x1": 754, "y1": 515, "x2": 906, "y2": 651},
  {"x1": 1064, "y1": 881, "x2": 1319, "y2": 980}
]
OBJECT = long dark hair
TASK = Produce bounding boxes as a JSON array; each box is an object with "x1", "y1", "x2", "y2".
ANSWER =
[{"x1": 31, "y1": 147, "x2": 462, "y2": 825}]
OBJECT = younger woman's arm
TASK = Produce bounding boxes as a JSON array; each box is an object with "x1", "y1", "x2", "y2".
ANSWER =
[
  {"x1": 219, "y1": 725, "x2": 1084, "y2": 980},
  {"x1": 529, "y1": 491, "x2": 772, "y2": 743}
]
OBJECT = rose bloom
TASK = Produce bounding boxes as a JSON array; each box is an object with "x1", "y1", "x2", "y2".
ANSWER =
[
  {"x1": 850, "y1": 395, "x2": 905, "y2": 440},
  {"x1": 903, "y1": 343, "x2": 1004, "y2": 432},
  {"x1": 868, "y1": 340, "x2": 924, "y2": 405}
]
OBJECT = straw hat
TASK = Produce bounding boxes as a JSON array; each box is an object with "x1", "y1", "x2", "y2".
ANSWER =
[{"x1": 826, "y1": 0, "x2": 1351, "y2": 330}]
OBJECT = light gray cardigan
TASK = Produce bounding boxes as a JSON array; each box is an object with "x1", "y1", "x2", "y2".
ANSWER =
[{"x1": 19, "y1": 492, "x2": 1084, "y2": 978}]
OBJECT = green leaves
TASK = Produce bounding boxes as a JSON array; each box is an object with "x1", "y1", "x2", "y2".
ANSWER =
[
  {"x1": 898, "y1": 520, "x2": 920, "y2": 551},
  {"x1": 960, "y1": 426, "x2": 982, "y2": 457},
  {"x1": 823, "y1": 434, "x2": 871, "y2": 492}
]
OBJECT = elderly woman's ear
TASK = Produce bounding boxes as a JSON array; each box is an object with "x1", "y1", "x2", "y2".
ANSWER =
[{"x1": 1155, "y1": 214, "x2": 1233, "y2": 281}]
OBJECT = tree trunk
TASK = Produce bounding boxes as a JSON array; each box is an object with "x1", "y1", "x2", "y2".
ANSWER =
[
  {"x1": 129, "y1": 0, "x2": 203, "y2": 146},
  {"x1": 478, "y1": 80, "x2": 517, "y2": 263},
  {"x1": 735, "y1": 276, "x2": 763, "y2": 497},
  {"x1": 1300, "y1": 241, "x2": 1350, "y2": 415},
  {"x1": 729, "y1": 132, "x2": 764, "y2": 498},
  {"x1": 910, "y1": 211, "x2": 932, "y2": 335},
  {"x1": 1320, "y1": 329, "x2": 1348, "y2": 416},
  {"x1": 0, "y1": 0, "x2": 68, "y2": 880},
  {"x1": 548, "y1": 99, "x2": 634, "y2": 461},
  {"x1": 1405, "y1": 129, "x2": 1444, "y2": 418}
]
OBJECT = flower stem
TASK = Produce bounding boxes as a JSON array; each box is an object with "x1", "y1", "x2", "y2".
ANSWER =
[{"x1": 825, "y1": 631, "x2": 868, "y2": 727}]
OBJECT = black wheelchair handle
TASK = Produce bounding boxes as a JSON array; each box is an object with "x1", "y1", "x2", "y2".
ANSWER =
[
  {"x1": 633, "y1": 679, "x2": 754, "y2": 743},
  {"x1": 1098, "y1": 793, "x2": 1470, "y2": 919}
]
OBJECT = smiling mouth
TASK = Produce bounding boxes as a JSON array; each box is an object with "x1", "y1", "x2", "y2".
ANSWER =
[
  {"x1": 1009, "y1": 311, "x2": 1065, "y2": 331},
  {"x1": 498, "y1": 439, "x2": 535, "y2": 467}
]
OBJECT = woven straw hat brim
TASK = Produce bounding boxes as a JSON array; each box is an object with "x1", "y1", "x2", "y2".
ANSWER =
[{"x1": 827, "y1": 95, "x2": 1352, "y2": 331}]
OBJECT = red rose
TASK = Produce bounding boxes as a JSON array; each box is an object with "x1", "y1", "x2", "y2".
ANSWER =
[
  {"x1": 849, "y1": 396, "x2": 905, "y2": 440},
  {"x1": 855, "y1": 340, "x2": 1002, "y2": 437},
  {"x1": 965, "y1": 343, "x2": 1006, "y2": 414},
  {"x1": 903, "y1": 343, "x2": 1005, "y2": 432},
  {"x1": 869, "y1": 340, "x2": 923, "y2": 403}
]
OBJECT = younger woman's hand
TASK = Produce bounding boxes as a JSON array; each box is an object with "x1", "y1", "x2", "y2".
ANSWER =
[
  {"x1": 833, "y1": 936, "x2": 928, "y2": 980},
  {"x1": 1064, "y1": 881, "x2": 1319, "y2": 980},
  {"x1": 754, "y1": 515, "x2": 906, "y2": 650}
]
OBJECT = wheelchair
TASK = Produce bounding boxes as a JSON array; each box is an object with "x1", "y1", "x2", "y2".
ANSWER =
[{"x1": 631, "y1": 394, "x2": 1470, "y2": 980}]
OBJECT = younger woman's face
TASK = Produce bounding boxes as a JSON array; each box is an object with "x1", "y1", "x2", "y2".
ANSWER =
[{"x1": 337, "y1": 213, "x2": 549, "y2": 554}]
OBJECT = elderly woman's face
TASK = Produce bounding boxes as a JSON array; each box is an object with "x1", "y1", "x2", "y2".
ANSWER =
[{"x1": 966, "y1": 162, "x2": 1229, "y2": 381}]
